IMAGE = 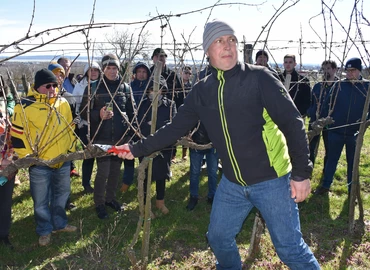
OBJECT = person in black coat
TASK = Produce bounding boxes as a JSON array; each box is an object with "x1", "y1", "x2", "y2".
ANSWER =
[
  {"x1": 79, "y1": 53, "x2": 133, "y2": 219},
  {"x1": 137, "y1": 75, "x2": 177, "y2": 216},
  {"x1": 278, "y1": 54, "x2": 311, "y2": 117}
]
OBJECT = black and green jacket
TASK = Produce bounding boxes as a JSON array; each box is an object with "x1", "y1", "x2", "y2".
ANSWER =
[{"x1": 131, "y1": 62, "x2": 312, "y2": 186}]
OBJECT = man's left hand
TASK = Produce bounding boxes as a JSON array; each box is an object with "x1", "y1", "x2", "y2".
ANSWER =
[{"x1": 290, "y1": 179, "x2": 311, "y2": 202}]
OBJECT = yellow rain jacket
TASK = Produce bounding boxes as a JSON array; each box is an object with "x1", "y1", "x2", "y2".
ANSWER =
[{"x1": 10, "y1": 85, "x2": 76, "y2": 168}]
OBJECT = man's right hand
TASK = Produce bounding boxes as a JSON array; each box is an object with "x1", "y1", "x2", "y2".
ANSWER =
[{"x1": 114, "y1": 144, "x2": 134, "y2": 160}]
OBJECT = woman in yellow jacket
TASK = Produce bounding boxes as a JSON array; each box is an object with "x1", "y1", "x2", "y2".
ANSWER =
[{"x1": 10, "y1": 69, "x2": 77, "y2": 247}]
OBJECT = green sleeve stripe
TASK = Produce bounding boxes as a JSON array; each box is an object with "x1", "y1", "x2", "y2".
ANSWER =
[
  {"x1": 262, "y1": 108, "x2": 292, "y2": 176},
  {"x1": 217, "y1": 70, "x2": 247, "y2": 186}
]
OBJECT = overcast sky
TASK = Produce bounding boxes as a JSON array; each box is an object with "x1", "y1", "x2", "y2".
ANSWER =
[{"x1": 0, "y1": 0, "x2": 369, "y2": 66}]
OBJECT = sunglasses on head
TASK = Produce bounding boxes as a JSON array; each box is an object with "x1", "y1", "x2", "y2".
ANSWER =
[{"x1": 44, "y1": 83, "x2": 58, "y2": 89}]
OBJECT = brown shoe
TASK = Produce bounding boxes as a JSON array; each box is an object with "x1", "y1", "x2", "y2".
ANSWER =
[
  {"x1": 39, "y1": 234, "x2": 51, "y2": 246},
  {"x1": 120, "y1": 183, "x2": 129, "y2": 193},
  {"x1": 52, "y1": 224, "x2": 77, "y2": 233},
  {"x1": 156, "y1": 199, "x2": 169, "y2": 215}
]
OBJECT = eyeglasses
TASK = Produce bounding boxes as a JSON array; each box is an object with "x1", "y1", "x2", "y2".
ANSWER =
[
  {"x1": 43, "y1": 83, "x2": 58, "y2": 89},
  {"x1": 184, "y1": 72, "x2": 192, "y2": 75}
]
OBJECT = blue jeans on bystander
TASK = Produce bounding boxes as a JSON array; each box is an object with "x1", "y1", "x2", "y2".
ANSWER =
[
  {"x1": 29, "y1": 162, "x2": 71, "y2": 236},
  {"x1": 207, "y1": 174, "x2": 319, "y2": 270},
  {"x1": 189, "y1": 148, "x2": 218, "y2": 199},
  {"x1": 322, "y1": 131, "x2": 356, "y2": 191}
]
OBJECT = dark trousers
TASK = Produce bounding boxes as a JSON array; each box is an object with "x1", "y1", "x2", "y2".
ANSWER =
[
  {"x1": 94, "y1": 155, "x2": 122, "y2": 206},
  {"x1": 309, "y1": 130, "x2": 329, "y2": 168},
  {"x1": 122, "y1": 159, "x2": 135, "y2": 186},
  {"x1": 322, "y1": 131, "x2": 356, "y2": 191},
  {"x1": 79, "y1": 125, "x2": 95, "y2": 188},
  {"x1": 0, "y1": 176, "x2": 15, "y2": 237},
  {"x1": 82, "y1": 158, "x2": 95, "y2": 187},
  {"x1": 141, "y1": 150, "x2": 172, "y2": 201}
]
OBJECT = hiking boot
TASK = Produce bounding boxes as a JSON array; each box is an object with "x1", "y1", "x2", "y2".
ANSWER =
[
  {"x1": 39, "y1": 234, "x2": 51, "y2": 246},
  {"x1": 120, "y1": 183, "x2": 129, "y2": 193},
  {"x1": 105, "y1": 200, "x2": 122, "y2": 212},
  {"x1": 96, "y1": 204, "x2": 109, "y2": 219},
  {"x1": 156, "y1": 199, "x2": 169, "y2": 215},
  {"x1": 186, "y1": 196, "x2": 198, "y2": 211},
  {"x1": 83, "y1": 185, "x2": 94, "y2": 194},
  {"x1": 52, "y1": 224, "x2": 77, "y2": 233},
  {"x1": 313, "y1": 186, "x2": 330, "y2": 195}
]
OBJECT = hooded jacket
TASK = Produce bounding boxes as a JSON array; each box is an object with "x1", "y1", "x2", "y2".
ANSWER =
[
  {"x1": 72, "y1": 61, "x2": 101, "y2": 114},
  {"x1": 10, "y1": 85, "x2": 76, "y2": 168},
  {"x1": 131, "y1": 62, "x2": 312, "y2": 186},
  {"x1": 131, "y1": 62, "x2": 151, "y2": 105}
]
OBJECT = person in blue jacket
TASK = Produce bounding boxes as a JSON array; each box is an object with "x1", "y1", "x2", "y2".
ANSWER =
[
  {"x1": 307, "y1": 60, "x2": 338, "y2": 168},
  {"x1": 313, "y1": 57, "x2": 369, "y2": 195}
]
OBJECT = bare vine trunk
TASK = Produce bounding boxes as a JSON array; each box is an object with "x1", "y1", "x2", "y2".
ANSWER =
[
  {"x1": 348, "y1": 83, "x2": 369, "y2": 234},
  {"x1": 141, "y1": 61, "x2": 162, "y2": 269}
]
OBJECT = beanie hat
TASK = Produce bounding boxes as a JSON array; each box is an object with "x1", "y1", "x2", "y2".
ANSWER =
[
  {"x1": 151, "y1": 48, "x2": 167, "y2": 60},
  {"x1": 133, "y1": 61, "x2": 151, "y2": 75},
  {"x1": 255, "y1": 50, "x2": 269, "y2": 61},
  {"x1": 203, "y1": 19, "x2": 237, "y2": 53},
  {"x1": 83, "y1": 61, "x2": 101, "y2": 75},
  {"x1": 345, "y1": 57, "x2": 362, "y2": 71},
  {"x1": 34, "y1": 68, "x2": 58, "y2": 90},
  {"x1": 48, "y1": 62, "x2": 65, "y2": 76},
  {"x1": 101, "y1": 53, "x2": 120, "y2": 70}
]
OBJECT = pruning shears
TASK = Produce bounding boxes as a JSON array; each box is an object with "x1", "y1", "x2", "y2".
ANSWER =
[{"x1": 94, "y1": 144, "x2": 130, "y2": 155}]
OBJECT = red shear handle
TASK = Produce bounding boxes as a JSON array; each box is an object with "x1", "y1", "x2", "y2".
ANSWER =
[{"x1": 107, "y1": 146, "x2": 130, "y2": 155}]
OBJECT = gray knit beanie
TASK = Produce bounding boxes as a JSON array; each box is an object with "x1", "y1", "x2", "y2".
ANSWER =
[
  {"x1": 101, "y1": 53, "x2": 120, "y2": 70},
  {"x1": 203, "y1": 20, "x2": 237, "y2": 53}
]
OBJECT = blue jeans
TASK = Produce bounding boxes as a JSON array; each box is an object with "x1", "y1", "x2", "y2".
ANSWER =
[
  {"x1": 29, "y1": 162, "x2": 71, "y2": 236},
  {"x1": 322, "y1": 131, "x2": 356, "y2": 191},
  {"x1": 207, "y1": 174, "x2": 319, "y2": 270},
  {"x1": 189, "y1": 148, "x2": 218, "y2": 198}
]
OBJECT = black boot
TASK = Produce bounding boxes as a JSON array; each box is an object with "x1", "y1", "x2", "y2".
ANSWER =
[
  {"x1": 186, "y1": 196, "x2": 199, "y2": 211},
  {"x1": 96, "y1": 204, "x2": 109, "y2": 219}
]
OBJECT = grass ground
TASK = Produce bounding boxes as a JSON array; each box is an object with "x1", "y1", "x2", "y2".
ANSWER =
[{"x1": 1, "y1": 133, "x2": 370, "y2": 269}]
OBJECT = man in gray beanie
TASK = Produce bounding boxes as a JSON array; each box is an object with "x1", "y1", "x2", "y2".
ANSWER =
[{"x1": 114, "y1": 19, "x2": 319, "y2": 269}]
